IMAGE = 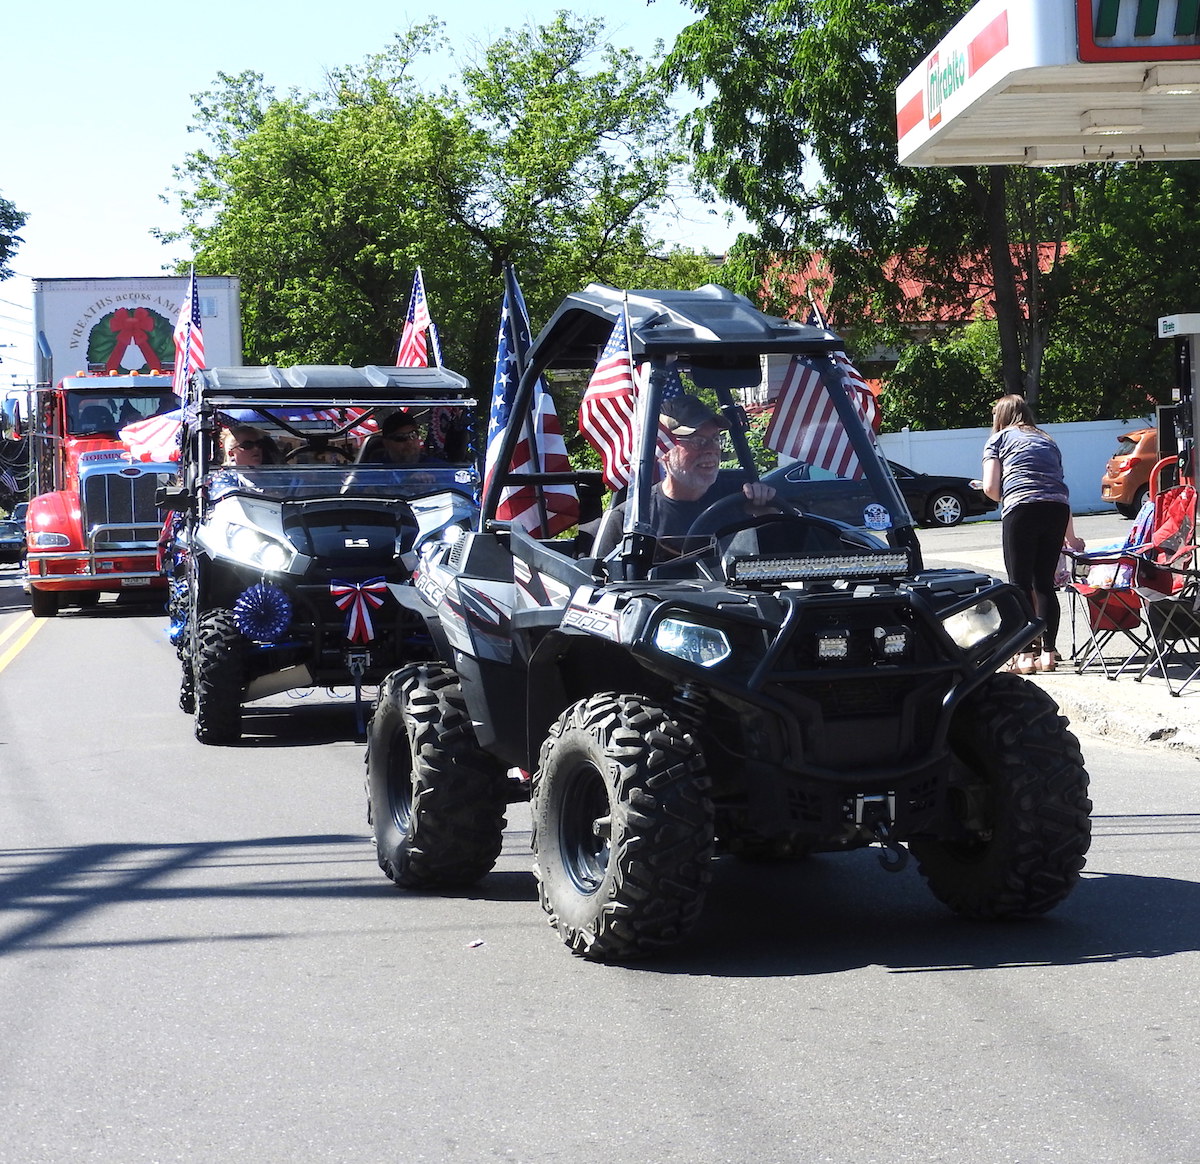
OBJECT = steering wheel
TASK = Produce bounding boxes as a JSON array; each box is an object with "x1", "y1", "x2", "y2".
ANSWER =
[
  {"x1": 284, "y1": 442, "x2": 352, "y2": 464},
  {"x1": 683, "y1": 490, "x2": 850, "y2": 556}
]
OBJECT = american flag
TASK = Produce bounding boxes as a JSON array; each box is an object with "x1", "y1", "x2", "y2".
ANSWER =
[
  {"x1": 763, "y1": 353, "x2": 880, "y2": 479},
  {"x1": 484, "y1": 266, "x2": 579, "y2": 537},
  {"x1": 120, "y1": 410, "x2": 184, "y2": 463},
  {"x1": 172, "y1": 267, "x2": 205, "y2": 398},
  {"x1": 578, "y1": 312, "x2": 637, "y2": 491},
  {"x1": 396, "y1": 267, "x2": 442, "y2": 367},
  {"x1": 1, "y1": 467, "x2": 18, "y2": 493},
  {"x1": 578, "y1": 312, "x2": 684, "y2": 491}
]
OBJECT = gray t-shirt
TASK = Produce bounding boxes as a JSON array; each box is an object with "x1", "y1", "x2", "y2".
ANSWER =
[{"x1": 983, "y1": 426, "x2": 1069, "y2": 516}]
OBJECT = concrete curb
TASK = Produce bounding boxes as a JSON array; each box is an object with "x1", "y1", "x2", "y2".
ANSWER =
[{"x1": 1027, "y1": 671, "x2": 1200, "y2": 754}]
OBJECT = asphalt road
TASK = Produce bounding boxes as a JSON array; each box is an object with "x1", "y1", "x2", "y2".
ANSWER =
[{"x1": 1, "y1": 545, "x2": 1198, "y2": 1164}]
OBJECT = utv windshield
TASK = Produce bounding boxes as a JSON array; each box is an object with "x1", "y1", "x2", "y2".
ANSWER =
[
  {"x1": 207, "y1": 464, "x2": 480, "y2": 504},
  {"x1": 606, "y1": 354, "x2": 912, "y2": 569}
]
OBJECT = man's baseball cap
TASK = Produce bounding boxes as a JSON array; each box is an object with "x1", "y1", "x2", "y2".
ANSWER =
[
  {"x1": 660, "y1": 395, "x2": 728, "y2": 437},
  {"x1": 381, "y1": 409, "x2": 419, "y2": 437}
]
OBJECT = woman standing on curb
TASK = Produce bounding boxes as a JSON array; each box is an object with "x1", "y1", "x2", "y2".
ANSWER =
[{"x1": 979, "y1": 394, "x2": 1084, "y2": 674}]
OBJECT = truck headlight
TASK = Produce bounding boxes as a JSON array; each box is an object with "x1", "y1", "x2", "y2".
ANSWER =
[
  {"x1": 943, "y1": 598, "x2": 1002, "y2": 650},
  {"x1": 652, "y1": 618, "x2": 732, "y2": 668},
  {"x1": 226, "y1": 523, "x2": 295, "y2": 571},
  {"x1": 31, "y1": 532, "x2": 70, "y2": 548}
]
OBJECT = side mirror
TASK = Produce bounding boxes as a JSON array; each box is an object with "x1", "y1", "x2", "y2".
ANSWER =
[{"x1": 156, "y1": 484, "x2": 194, "y2": 511}]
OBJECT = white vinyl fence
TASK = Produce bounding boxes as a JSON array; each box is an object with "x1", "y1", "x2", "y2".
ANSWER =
[{"x1": 876, "y1": 417, "x2": 1155, "y2": 518}]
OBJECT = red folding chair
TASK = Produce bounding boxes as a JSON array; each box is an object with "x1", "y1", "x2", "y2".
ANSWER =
[
  {"x1": 1064, "y1": 504, "x2": 1155, "y2": 679},
  {"x1": 1130, "y1": 472, "x2": 1200, "y2": 695}
]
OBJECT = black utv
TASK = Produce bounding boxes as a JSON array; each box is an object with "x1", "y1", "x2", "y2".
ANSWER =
[
  {"x1": 163, "y1": 364, "x2": 479, "y2": 745},
  {"x1": 366, "y1": 285, "x2": 1091, "y2": 961}
]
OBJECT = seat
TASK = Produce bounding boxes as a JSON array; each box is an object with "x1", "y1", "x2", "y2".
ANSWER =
[
  {"x1": 78, "y1": 404, "x2": 116, "y2": 432},
  {"x1": 1129, "y1": 476, "x2": 1200, "y2": 696},
  {"x1": 1064, "y1": 499, "x2": 1156, "y2": 679}
]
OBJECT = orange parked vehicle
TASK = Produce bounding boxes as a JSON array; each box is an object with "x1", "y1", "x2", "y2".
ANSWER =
[{"x1": 1101, "y1": 426, "x2": 1157, "y2": 518}]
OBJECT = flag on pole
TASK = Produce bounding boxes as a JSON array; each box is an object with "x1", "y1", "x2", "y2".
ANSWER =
[
  {"x1": 578, "y1": 312, "x2": 684, "y2": 491},
  {"x1": 578, "y1": 313, "x2": 638, "y2": 491},
  {"x1": 396, "y1": 268, "x2": 442, "y2": 367},
  {"x1": 172, "y1": 267, "x2": 205, "y2": 398},
  {"x1": 763, "y1": 354, "x2": 879, "y2": 479},
  {"x1": 484, "y1": 267, "x2": 579, "y2": 537}
]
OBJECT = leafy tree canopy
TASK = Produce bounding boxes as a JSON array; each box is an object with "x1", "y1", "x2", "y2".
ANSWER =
[
  {"x1": 162, "y1": 16, "x2": 714, "y2": 395},
  {"x1": 0, "y1": 192, "x2": 27, "y2": 282}
]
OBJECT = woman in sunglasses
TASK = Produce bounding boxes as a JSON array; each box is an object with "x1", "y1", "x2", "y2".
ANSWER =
[{"x1": 225, "y1": 425, "x2": 280, "y2": 467}]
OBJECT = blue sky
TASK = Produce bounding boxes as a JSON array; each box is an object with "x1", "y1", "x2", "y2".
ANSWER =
[{"x1": 0, "y1": 0, "x2": 741, "y2": 385}]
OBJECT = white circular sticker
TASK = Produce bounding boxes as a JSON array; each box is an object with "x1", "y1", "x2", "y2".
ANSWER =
[{"x1": 863, "y1": 503, "x2": 892, "y2": 531}]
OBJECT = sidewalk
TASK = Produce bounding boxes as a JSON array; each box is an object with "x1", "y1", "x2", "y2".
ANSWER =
[{"x1": 939, "y1": 524, "x2": 1200, "y2": 753}]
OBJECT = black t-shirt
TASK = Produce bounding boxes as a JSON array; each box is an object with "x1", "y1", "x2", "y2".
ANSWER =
[{"x1": 594, "y1": 484, "x2": 716, "y2": 558}]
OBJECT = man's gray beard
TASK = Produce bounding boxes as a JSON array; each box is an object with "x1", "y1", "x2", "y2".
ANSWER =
[{"x1": 672, "y1": 463, "x2": 719, "y2": 495}]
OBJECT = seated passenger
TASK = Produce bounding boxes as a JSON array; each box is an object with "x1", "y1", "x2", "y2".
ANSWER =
[{"x1": 225, "y1": 425, "x2": 280, "y2": 467}]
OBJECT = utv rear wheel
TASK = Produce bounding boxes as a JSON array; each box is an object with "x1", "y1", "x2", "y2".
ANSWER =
[
  {"x1": 910, "y1": 672, "x2": 1091, "y2": 919},
  {"x1": 366, "y1": 664, "x2": 508, "y2": 888},
  {"x1": 532, "y1": 693, "x2": 714, "y2": 962},
  {"x1": 30, "y1": 586, "x2": 58, "y2": 618},
  {"x1": 193, "y1": 609, "x2": 245, "y2": 745}
]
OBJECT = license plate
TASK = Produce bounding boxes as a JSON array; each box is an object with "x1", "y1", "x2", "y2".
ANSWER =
[{"x1": 122, "y1": 578, "x2": 153, "y2": 588}]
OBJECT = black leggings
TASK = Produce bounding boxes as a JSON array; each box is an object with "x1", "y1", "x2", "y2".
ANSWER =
[{"x1": 1001, "y1": 501, "x2": 1070, "y2": 654}]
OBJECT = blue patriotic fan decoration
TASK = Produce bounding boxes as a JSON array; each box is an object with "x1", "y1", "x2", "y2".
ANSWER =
[{"x1": 234, "y1": 582, "x2": 293, "y2": 641}]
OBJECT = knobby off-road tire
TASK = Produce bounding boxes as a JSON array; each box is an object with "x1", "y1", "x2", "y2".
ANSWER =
[
  {"x1": 532, "y1": 693, "x2": 715, "y2": 962},
  {"x1": 179, "y1": 655, "x2": 196, "y2": 715},
  {"x1": 366, "y1": 664, "x2": 508, "y2": 888},
  {"x1": 910, "y1": 671, "x2": 1092, "y2": 919},
  {"x1": 193, "y1": 609, "x2": 245, "y2": 745}
]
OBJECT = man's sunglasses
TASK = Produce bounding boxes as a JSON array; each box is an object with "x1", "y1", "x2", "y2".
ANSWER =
[
  {"x1": 384, "y1": 431, "x2": 422, "y2": 442},
  {"x1": 234, "y1": 439, "x2": 268, "y2": 451}
]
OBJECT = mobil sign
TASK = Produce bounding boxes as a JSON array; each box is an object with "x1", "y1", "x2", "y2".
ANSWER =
[{"x1": 1078, "y1": 0, "x2": 1200, "y2": 61}]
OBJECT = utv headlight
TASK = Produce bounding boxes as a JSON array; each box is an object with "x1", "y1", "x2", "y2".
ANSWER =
[
  {"x1": 943, "y1": 598, "x2": 1002, "y2": 650},
  {"x1": 226, "y1": 522, "x2": 295, "y2": 571},
  {"x1": 653, "y1": 618, "x2": 732, "y2": 668}
]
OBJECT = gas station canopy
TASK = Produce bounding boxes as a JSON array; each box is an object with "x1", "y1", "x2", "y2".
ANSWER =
[{"x1": 897, "y1": 0, "x2": 1200, "y2": 167}]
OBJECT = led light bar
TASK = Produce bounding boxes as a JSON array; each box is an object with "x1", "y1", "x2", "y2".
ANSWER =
[{"x1": 731, "y1": 551, "x2": 911, "y2": 583}]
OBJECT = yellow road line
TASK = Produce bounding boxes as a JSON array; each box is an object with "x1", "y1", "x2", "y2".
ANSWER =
[{"x1": 0, "y1": 611, "x2": 45, "y2": 674}]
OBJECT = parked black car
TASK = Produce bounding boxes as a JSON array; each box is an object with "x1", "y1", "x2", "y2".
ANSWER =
[
  {"x1": 0, "y1": 518, "x2": 24, "y2": 565},
  {"x1": 765, "y1": 457, "x2": 996, "y2": 528}
]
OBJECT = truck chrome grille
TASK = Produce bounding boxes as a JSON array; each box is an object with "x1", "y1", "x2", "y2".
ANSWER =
[{"x1": 82, "y1": 472, "x2": 168, "y2": 547}]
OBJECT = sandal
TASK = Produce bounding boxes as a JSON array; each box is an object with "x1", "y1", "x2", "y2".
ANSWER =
[
  {"x1": 1015, "y1": 653, "x2": 1037, "y2": 674},
  {"x1": 1034, "y1": 651, "x2": 1060, "y2": 673}
]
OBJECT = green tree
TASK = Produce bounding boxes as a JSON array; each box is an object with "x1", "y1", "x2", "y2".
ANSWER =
[
  {"x1": 162, "y1": 17, "x2": 713, "y2": 395},
  {"x1": 0, "y1": 192, "x2": 27, "y2": 281}
]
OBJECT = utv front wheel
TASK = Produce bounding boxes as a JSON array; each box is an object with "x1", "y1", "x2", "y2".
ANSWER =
[
  {"x1": 193, "y1": 609, "x2": 245, "y2": 745},
  {"x1": 911, "y1": 672, "x2": 1091, "y2": 919},
  {"x1": 366, "y1": 664, "x2": 508, "y2": 888},
  {"x1": 532, "y1": 693, "x2": 714, "y2": 962}
]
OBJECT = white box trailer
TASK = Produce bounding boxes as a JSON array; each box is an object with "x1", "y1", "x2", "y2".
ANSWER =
[{"x1": 32, "y1": 275, "x2": 242, "y2": 385}]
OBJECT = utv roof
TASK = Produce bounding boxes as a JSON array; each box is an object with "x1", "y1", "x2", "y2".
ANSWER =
[
  {"x1": 191, "y1": 364, "x2": 472, "y2": 408},
  {"x1": 527, "y1": 283, "x2": 843, "y2": 371}
]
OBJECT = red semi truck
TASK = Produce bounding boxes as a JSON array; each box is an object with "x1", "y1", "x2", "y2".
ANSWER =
[{"x1": 23, "y1": 372, "x2": 180, "y2": 616}]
